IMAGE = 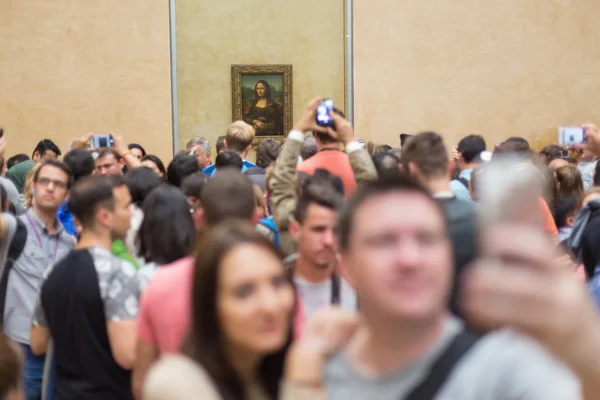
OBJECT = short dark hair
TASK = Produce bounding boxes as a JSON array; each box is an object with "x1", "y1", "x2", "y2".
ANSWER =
[
  {"x1": 33, "y1": 159, "x2": 74, "y2": 189},
  {"x1": 495, "y1": 137, "x2": 531, "y2": 155},
  {"x1": 6, "y1": 154, "x2": 30, "y2": 170},
  {"x1": 552, "y1": 195, "x2": 578, "y2": 229},
  {"x1": 401, "y1": 131, "x2": 449, "y2": 179},
  {"x1": 294, "y1": 180, "x2": 343, "y2": 224},
  {"x1": 124, "y1": 167, "x2": 163, "y2": 207},
  {"x1": 32, "y1": 139, "x2": 61, "y2": 159},
  {"x1": 200, "y1": 169, "x2": 255, "y2": 226},
  {"x1": 255, "y1": 139, "x2": 282, "y2": 168},
  {"x1": 215, "y1": 135, "x2": 226, "y2": 154},
  {"x1": 167, "y1": 154, "x2": 200, "y2": 187},
  {"x1": 63, "y1": 149, "x2": 95, "y2": 182},
  {"x1": 215, "y1": 151, "x2": 243, "y2": 170},
  {"x1": 182, "y1": 173, "x2": 209, "y2": 199},
  {"x1": 337, "y1": 172, "x2": 447, "y2": 251},
  {"x1": 141, "y1": 155, "x2": 167, "y2": 178},
  {"x1": 301, "y1": 136, "x2": 318, "y2": 160},
  {"x1": 540, "y1": 144, "x2": 567, "y2": 165},
  {"x1": 128, "y1": 143, "x2": 147, "y2": 157},
  {"x1": 138, "y1": 185, "x2": 195, "y2": 265},
  {"x1": 69, "y1": 175, "x2": 125, "y2": 228},
  {"x1": 457, "y1": 135, "x2": 486, "y2": 163},
  {"x1": 96, "y1": 148, "x2": 121, "y2": 162}
]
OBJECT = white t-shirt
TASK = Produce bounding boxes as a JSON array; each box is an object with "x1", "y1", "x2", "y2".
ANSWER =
[
  {"x1": 294, "y1": 275, "x2": 357, "y2": 321},
  {"x1": 577, "y1": 160, "x2": 598, "y2": 190}
]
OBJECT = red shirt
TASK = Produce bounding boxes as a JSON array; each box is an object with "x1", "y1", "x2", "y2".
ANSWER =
[{"x1": 297, "y1": 150, "x2": 356, "y2": 196}]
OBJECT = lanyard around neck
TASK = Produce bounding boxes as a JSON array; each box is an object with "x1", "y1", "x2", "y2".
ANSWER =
[{"x1": 25, "y1": 212, "x2": 59, "y2": 262}]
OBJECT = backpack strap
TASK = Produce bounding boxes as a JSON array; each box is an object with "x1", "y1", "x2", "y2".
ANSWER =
[
  {"x1": 455, "y1": 177, "x2": 469, "y2": 189},
  {"x1": 0, "y1": 218, "x2": 28, "y2": 329},
  {"x1": 330, "y1": 273, "x2": 340, "y2": 305},
  {"x1": 404, "y1": 329, "x2": 479, "y2": 400}
]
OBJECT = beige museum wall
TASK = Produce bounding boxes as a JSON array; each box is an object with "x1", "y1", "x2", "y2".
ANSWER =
[
  {"x1": 354, "y1": 0, "x2": 600, "y2": 151},
  {"x1": 0, "y1": 0, "x2": 173, "y2": 163},
  {"x1": 175, "y1": 0, "x2": 346, "y2": 159}
]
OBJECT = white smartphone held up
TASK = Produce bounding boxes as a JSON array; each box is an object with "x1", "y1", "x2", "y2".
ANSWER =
[{"x1": 558, "y1": 127, "x2": 585, "y2": 146}]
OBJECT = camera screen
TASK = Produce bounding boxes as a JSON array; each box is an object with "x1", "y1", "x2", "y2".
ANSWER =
[{"x1": 559, "y1": 127, "x2": 584, "y2": 146}]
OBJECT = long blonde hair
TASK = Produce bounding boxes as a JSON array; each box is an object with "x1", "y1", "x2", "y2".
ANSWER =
[{"x1": 24, "y1": 164, "x2": 41, "y2": 208}]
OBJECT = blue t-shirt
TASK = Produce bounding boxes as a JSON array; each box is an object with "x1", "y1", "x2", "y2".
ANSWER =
[
  {"x1": 202, "y1": 160, "x2": 256, "y2": 176},
  {"x1": 57, "y1": 200, "x2": 77, "y2": 236}
]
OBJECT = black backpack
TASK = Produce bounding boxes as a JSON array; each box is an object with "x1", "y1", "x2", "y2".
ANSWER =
[
  {"x1": 454, "y1": 177, "x2": 469, "y2": 189},
  {"x1": 0, "y1": 218, "x2": 28, "y2": 329}
]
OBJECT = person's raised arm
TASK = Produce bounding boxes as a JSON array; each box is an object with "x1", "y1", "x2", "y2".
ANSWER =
[
  {"x1": 327, "y1": 112, "x2": 377, "y2": 184},
  {"x1": 270, "y1": 97, "x2": 328, "y2": 231},
  {"x1": 112, "y1": 134, "x2": 141, "y2": 170}
]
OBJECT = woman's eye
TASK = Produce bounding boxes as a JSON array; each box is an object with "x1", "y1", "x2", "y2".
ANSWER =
[{"x1": 235, "y1": 284, "x2": 254, "y2": 299}]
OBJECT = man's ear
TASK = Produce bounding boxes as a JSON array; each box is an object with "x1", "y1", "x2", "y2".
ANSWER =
[
  {"x1": 33, "y1": 151, "x2": 40, "y2": 162},
  {"x1": 408, "y1": 162, "x2": 420, "y2": 178},
  {"x1": 194, "y1": 208, "x2": 206, "y2": 230},
  {"x1": 289, "y1": 219, "x2": 301, "y2": 242},
  {"x1": 119, "y1": 158, "x2": 125, "y2": 169},
  {"x1": 224, "y1": 139, "x2": 229, "y2": 150},
  {"x1": 252, "y1": 208, "x2": 262, "y2": 224},
  {"x1": 566, "y1": 214, "x2": 575, "y2": 227}
]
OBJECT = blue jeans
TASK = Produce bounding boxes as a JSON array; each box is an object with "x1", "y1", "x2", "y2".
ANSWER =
[{"x1": 20, "y1": 344, "x2": 56, "y2": 400}]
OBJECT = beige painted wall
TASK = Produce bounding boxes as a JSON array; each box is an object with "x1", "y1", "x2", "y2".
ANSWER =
[
  {"x1": 354, "y1": 0, "x2": 600, "y2": 151},
  {"x1": 0, "y1": 0, "x2": 173, "y2": 163},
  {"x1": 175, "y1": 0, "x2": 346, "y2": 159}
]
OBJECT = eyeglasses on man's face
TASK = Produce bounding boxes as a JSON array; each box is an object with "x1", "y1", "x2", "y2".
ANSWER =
[{"x1": 35, "y1": 177, "x2": 68, "y2": 190}]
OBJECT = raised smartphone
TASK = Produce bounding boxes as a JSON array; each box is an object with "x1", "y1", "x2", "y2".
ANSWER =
[
  {"x1": 91, "y1": 135, "x2": 114, "y2": 148},
  {"x1": 316, "y1": 99, "x2": 334, "y2": 127},
  {"x1": 559, "y1": 127, "x2": 585, "y2": 146}
]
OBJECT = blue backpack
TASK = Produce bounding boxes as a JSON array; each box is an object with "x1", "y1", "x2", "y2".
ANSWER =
[{"x1": 259, "y1": 217, "x2": 279, "y2": 248}]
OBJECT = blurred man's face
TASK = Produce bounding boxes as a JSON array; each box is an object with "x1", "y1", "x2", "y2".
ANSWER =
[
  {"x1": 95, "y1": 155, "x2": 123, "y2": 176},
  {"x1": 341, "y1": 192, "x2": 452, "y2": 322},
  {"x1": 293, "y1": 203, "x2": 337, "y2": 269},
  {"x1": 33, "y1": 165, "x2": 70, "y2": 212},
  {"x1": 109, "y1": 185, "x2": 133, "y2": 240},
  {"x1": 33, "y1": 150, "x2": 58, "y2": 164},
  {"x1": 191, "y1": 146, "x2": 211, "y2": 169}
]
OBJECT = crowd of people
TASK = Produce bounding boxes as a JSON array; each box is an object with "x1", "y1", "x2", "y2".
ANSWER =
[{"x1": 1, "y1": 96, "x2": 600, "y2": 399}]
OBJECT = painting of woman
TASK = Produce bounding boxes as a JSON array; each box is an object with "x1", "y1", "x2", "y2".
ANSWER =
[{"x1": 243, "y1": 80, "x2": 283, "y2": 137}]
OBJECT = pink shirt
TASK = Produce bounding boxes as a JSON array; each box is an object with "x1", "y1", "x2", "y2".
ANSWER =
[
  {"x1": 137, "y1": 256, "x2": 307, "y2": 353},
  {"x1": 137, "y1": 257, "x2": 194, "y2": 353}
]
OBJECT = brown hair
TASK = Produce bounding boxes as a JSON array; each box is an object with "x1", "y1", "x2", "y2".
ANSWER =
[
  {"x1": 555, "y1": 165, "x2": 584, "y2": 199},
  {"x1": 200, "y1": 169, "x2": 255, "y2": 226},
  {"x1": 401, "y1": 131, "x2": 449, "y2": 179},
  {"x1": 226, "y1": 121, "x2": 255, "y2": 154},
  {"x1": 255, "y1": 139, "x2": 281, "y2": 169},
  {"x1": 0, "y1": 334, "x2": 22, "y2": 399},
  {"x1": 95, "y1": 148, "x2": 122, "y2": 162},
  {"x1": 183, "y1": 221, "x2": 294, "y2": 400}
]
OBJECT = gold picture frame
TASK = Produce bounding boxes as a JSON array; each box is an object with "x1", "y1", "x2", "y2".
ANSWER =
[{"x1": 231, "y1": 64, "x2": 293, "y2": 145}]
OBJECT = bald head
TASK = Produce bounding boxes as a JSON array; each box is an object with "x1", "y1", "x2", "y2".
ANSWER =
[{"x1": 549, "y1": 158, "x2": 569, "y2": 172}]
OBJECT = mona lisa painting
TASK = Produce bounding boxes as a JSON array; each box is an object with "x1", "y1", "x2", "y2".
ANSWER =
[{"x1": 232, "y1": 65, "x2": 292, "y2": 144}]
